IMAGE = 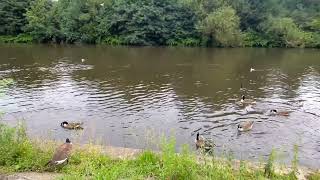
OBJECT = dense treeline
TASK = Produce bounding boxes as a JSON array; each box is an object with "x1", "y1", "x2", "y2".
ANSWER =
[{"x1": 0, "y1": 0, "x2": 319, "y2": 47}]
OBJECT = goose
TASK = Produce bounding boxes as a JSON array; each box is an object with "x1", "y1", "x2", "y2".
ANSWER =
[
  {"x1": 195, "y1": 132, "x2": 215, "y2": 150},
  {"x1": 240, "y1": 95, "x2": 256, "y2": 105},
  {"x1": 270, "y1": 109, "x2": 290, "y2": 116},
  {"x1": 238, "y1": 121, "x2": 254, "y2": 132},
  {"x1": 61, "y1": 121, "x2": 83, "y2": 130},
  {"x1": 46, "y1": 138, "x2": 72, "y2": 166}
]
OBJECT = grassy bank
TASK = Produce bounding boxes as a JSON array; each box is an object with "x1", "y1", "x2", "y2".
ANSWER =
[
  {"x1": 0, "y1": 123, "x2": 319, "y2": 180},
  {"x1": 0, "y1": 35, "x2": 33, "y2": 43}
]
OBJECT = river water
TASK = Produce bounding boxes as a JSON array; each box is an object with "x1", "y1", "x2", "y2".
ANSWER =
[{"x1": 0, "y1": 44, "x2": 320, "y2": 168}]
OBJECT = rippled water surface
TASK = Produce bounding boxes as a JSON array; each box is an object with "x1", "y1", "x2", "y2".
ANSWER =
[{"x1": 0, "y1": 44, "x2": 320, "y2": 168}]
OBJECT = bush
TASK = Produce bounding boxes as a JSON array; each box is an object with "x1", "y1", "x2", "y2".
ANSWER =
[
  {"x1": 0, "y1": 34, "x2": 33, "y2": 43},
  {"x1": 0, "y1": 123, "x2": 51, "y2": 172}
]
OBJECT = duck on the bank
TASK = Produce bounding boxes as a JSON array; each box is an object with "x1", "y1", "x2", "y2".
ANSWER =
[
  {"x1": 237, "y1": 121, "x2": 254, "y2": 132},
  {"x1": 46, "y1": 138, "x2": 72, "y2": 166},
  {"x1": 61, "y1": 121, "x2": 83, "y2": 130},
  {"x1": 195, "y1": 132, "x2": 215, "y2": 151},
  {"x1": 81, "y1": 58, "x2": 85, "y2": 63},
  {"x1": 269, "y1": 109, "x2": 290, "y2": 116},
  {"x1": 240, "y1": 95, "x2": 256, "y2": 105}
]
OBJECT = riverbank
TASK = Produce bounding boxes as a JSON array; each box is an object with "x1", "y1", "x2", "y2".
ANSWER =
[{"x1": 1, "y1": 123, "x2": 320, "y2": 180}]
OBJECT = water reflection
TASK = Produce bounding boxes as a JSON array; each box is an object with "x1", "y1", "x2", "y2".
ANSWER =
[{"x1": 0, "y1": 44, "x2": 320, "y2": 168}]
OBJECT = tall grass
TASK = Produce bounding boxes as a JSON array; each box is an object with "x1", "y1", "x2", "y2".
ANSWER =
[
  {"x1": 0, "y1": 123, "x2": 52, "y2": 172},
  {"x1": 0, "y1": 124, "x2": 303, "y2": 180}
]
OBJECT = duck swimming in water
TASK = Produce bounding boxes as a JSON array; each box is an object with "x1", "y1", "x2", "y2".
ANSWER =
[
  {"x1": 269, "y1": 109, "x2": 290, "y2": 116},
  {"x1": 237, "y1": 121, "x2": 254, "y2": 132},
  {"x1": 195, "y1": 132, "x2": 215, "y2": 151},
  {"x1": 61, "y1": 121, "x2": 83, "y2": 130},
  {"x1": 240, "y1": 95, "x2": 256, "y2": 105}
]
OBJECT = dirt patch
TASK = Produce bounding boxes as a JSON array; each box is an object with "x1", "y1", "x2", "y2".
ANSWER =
[{"x1": 0, "y1": 172, "x2": 61, "y2": 180}]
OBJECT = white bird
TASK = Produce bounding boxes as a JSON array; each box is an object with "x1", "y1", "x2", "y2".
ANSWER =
[
  {"x1": 100, "y1": 3, "x2": 104, "y2": 6},
  {"x1": 81, "y1": 58, "x2": 85, "y2": 62},
  {"x1": 250, "y1": 68, "x2": 255, "y2": 72}
]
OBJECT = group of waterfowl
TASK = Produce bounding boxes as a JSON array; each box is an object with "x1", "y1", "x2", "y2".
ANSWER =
[
  {"x1": 195, "y1": 93, "x2": 291, "y2": 152},
  {"x1": 195, "y1": 68, "x2": 291, "y2": 152},
  {"x1": 44, "y1": 121, "x2": 84, "y2": 167},
  {"x1": 48, "y1": 67, "x2": 292, "y2": 166}
]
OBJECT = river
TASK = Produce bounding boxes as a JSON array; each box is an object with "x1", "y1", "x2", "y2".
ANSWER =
[{"x1": 0, "y1": 44, "x2": 320, "y2": 168}]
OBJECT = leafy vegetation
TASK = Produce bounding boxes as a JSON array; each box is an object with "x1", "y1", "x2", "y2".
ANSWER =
[
  {"x1": 0, "y1": 0, "x2": 319, "y2": 47},
  {"x1": 0, "y1": 123, "x2": 314, "y2": 179}
]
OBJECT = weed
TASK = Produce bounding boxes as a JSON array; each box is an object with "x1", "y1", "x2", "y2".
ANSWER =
[{"x1": 265, "y1": 149, "x2": 276, "y2": 178}]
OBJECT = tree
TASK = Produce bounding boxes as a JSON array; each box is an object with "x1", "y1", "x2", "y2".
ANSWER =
[
  {"x1": 0, "y1": 0, "x2": 32, "y2": 35},
  {"x1": 262, "y1": 17, "x2": 311, "y2": 47},
  {"x1": 198, "y1": 6, "x2": 242, "y2": 47},
  {"x1": 99, "y1": 0, "x2": 198, "y2": 46},
  {"x1": 25, "y1": 0, "x2": 53, "y2": 42}
]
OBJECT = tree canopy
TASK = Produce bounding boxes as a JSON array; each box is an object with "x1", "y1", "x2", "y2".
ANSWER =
[{"x1": 0, "y1": 0, "x2": 319, "y2": 47}]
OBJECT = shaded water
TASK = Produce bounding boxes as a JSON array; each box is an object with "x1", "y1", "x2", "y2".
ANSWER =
[{"x1": 0, "y1": 44, "x2": 320, "y2": 168}]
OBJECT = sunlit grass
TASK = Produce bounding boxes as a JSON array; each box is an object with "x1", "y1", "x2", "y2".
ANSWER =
[{"x1": 0, "y1": 123, "x2": 313, "y2": 180}]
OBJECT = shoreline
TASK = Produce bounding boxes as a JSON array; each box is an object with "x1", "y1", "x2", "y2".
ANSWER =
[
  {"x1": 0, "y1": 134, "x2": 319, "y2": 180},
  {"x1": 1, "y1": 39, "x2": 320, "y2": 49},
  {"x1": 2, "y1": 141, "x2": 318, "y2": 179}
]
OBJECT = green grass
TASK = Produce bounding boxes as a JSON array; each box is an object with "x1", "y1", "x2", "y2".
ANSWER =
[
  {"x1": 0, "y1": 123, "x2": 52, "y2": 172},
  {"x1": 0, "y1": 123, "x2": 316, "y2": 180}
]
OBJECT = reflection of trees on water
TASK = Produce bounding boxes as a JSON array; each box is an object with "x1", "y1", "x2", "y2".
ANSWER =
[
  {"x1": 1, "y1": 46, "x2": 320, "y2": 117},
  {"x1": 70, "y1": 48, "x2": 320, "y2": 109}
]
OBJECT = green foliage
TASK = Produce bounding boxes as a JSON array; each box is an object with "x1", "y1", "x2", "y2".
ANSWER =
[
  {"x1": 311, "y1": 19, "x2": 320, "y2": 30},
  {"x1": 0, "y1": 0, "x2": 320, "y2": 47},
  {"x1": 100, "y1": 36, "x2": 125, "y2": 46},
  {"x1": 198, "y1": 6, "x2": 242, "y2": 47},
  {"x1": 0, "y1": 123, "x2": 51, "y2": 172},
  {"x1": 262, "y1": 17, "x2": 312, "y2": 47},
  {"x1": 99, "y1": 0, "x2": 198, "y2": 46},
  {"x1": 243, "y1": 31, "x2": 271, "y2": 47},
  {"x1": 264, "y1": 149, "x2": 276, "y2": 178},
  {"x1": 25, "y1": 0, "x2": 54, "y2": 42},
  {"x1": 0, "y1": 0, "x2": 32, "y2": 35},
  {"x1": 0, "y1": 35, "x2": 33, "y2": 43}
]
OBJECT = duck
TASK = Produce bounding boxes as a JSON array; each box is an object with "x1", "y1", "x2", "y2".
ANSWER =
[
  {"x1": 46, "y1": 138, "x2": 72, "y2": 166},
  {"x1": 81, "y1": 58, "x2": 85, "y2": 63},
  {"x1": 195, "y1": 132, "x2": 215, "y2": 151},
  {"x1": 250, "y1": 67, "x2": 255, "y2": 72},
  {"x1": 269, "y1": 109, "x2": 290, "y2": 116},
  {"x1": 237, "y1": 121, "x2": 254, "y2": 132},
  {"x1": 61, "y1": 121, "x2": 83, "y2": 130},
  {"x1": 240, "y1": 95, "x2": 256, "y2": 105}
]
